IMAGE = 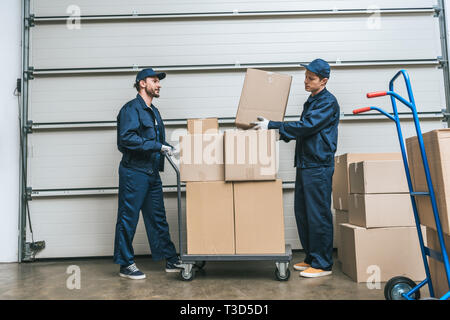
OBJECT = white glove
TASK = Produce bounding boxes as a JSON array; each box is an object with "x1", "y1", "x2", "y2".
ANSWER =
[
  {"x1": 160, "y1": 145, "x2": 173, "y2": 156},
  {"x1": 171, "y1": 145, "x2": 180, "y2": 159},
  {"x1": 251, "y1": 116, "x2": 269, "y2": 130}
]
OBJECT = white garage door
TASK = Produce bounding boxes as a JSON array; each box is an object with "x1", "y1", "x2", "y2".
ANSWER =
[{"x1": 23, "y1": 0, "x2": 448, "y2": 259}]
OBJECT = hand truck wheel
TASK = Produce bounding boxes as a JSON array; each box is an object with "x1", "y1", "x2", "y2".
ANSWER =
[
  {"x1": 179, "y1": 264, "x2": 195, "y2": 281},
  {"x1": 384, "y1": 276, "x2": 420, "y2": 300},
  {"x1": 275, "y1": 268, "x2": 290, "y2": 281},
  {"x1": 275, "y1": 262, "x2": 290, "y2": 281}
]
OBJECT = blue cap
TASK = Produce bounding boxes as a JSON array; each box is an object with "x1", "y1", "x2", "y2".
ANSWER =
[
  {"x1": 135, "y1": 68, "x2": 166, "y2": 82},
  {"x1": 301, "y1": 59, "x2": 330, "y2": 79}
]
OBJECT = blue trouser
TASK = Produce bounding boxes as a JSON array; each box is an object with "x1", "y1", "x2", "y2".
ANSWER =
[
  {"x1": 113, "y1": 163, "x2": 178, "y2": 266},
  {"x1": 294, "y1": 166, "x2": 334, "y2": 271}
]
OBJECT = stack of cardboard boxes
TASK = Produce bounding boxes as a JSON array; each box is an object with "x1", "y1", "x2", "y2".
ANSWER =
[
  {"x1": 332, "y1": 153, "x2": 403, "y2": 259},
  {"x1": 333, "y1": 153, "x2": 426, "y2": 282},
  {"x1": 406, "y1": 129, "x2": 450, "y2": 297},
  {"x1": 180, "y1": 68, "x2": 292, "y2": 255},
  {"x1": 181, "y1": 118, "x2": 233, "y2": 254}
]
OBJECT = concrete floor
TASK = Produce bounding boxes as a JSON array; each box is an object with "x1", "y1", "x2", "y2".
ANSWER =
[{"x1": 0, "y1": 251, "x2": 402, "y2": 300}]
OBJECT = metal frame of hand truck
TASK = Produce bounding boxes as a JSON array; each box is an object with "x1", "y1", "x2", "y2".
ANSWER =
[{"x1": 353, "y1": 69, "x2": 450, "y2": 300}]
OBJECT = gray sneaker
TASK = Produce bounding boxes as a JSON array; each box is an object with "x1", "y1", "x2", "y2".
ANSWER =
[{"x1": 165, "y1": 259, "x2": 184, "y2": 273}]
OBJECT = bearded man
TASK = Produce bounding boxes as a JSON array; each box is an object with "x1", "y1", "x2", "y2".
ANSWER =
[{"x1": 113, "y1": 68, "x2": 182, "y2": 279}]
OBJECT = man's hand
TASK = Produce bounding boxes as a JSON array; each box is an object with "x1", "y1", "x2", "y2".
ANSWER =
[
  {"x1": 160, "y1": 145, "x2": 173, "y2": 156},
  {"x1": 171, "y1": 145, "x2": 180, "y2": 159},
  {"x1": 251, "y1": 116, "x2": 269, "y2": 130}
]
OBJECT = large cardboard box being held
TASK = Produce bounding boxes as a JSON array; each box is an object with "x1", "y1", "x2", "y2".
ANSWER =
[
  {"x1": 406, "y1": 129, "x2": 450, "y2": 235},
  {"x1": 340, "y1": 223, "x2": 426, "y2": 282},
  {"x1": 186, "y1": 181, "x2": 235, "y2": 254},
  {"x1": 349, "y1": 160, "x2": 409, "y2": 194},
  {"x1": 180, "y1": 133, "x2": 224, "y2": 182},
  {"x1": 235, "y1": 68, "x2": 292, "y2": 129},
  {"x1": 348, "y1": 193, "x2": 415, "y2": 228},
  {"x1": 233, "y1": 180, "x2": 285, "y2": 254},
  {"x1": 426, "y1": 227, "x2": 450, "y2": 298},
  {"x1": 224, "y1": 129, "x2": 278, "y2": 181},
  {"x1": 333, "y1": 153, "x2": 402, "y2": 210}
]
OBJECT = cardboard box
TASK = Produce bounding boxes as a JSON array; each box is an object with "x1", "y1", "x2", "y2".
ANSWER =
[
  {"x1": 186, "y1": 181, "x2": 235, "y2": 254},
  {"x1": 233, "y1": 180, "x2": 285, "y2": 254},
  {"x1": 349, "y1": 160, "x2": 409, "y2": 194},
  {"x1": 406, "y1": 129, "x2": 450, "y2": 235},
  {"x1": 235, "y1": 68, "x2": 292, "y2": 129},
  {"x1": 179, "y1": 133, "x2": 224, "y2": 182},
  {"x1": 333, "y1": 153, "x2": 402, "y2": 210},
  {"x1": 224, "y1": 129, "x2": 278, "y2": 181},
  {"x1": 340, "y1": 223, "x2": 426, "y2": 282},
  {"x1": 334, "y1": 209, "x2": 349, "y2": 261},
  {"x1": 348, "y1": 193, "x2": 415, "y2": 228},
  {"x1": 426, "y1": 227, "x2": 450, "y2": 298},
  {"x1": 187, "y1": 118, "x2": 219, "y2": 135}
]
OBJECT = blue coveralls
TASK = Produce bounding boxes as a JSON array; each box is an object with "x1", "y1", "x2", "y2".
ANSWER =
[
  {"x1": 113, "y1": 94, "x2": 178, "y2": 266},
  {"x1": 268, "y1": 88, "x2": 340, "y2": 271}
]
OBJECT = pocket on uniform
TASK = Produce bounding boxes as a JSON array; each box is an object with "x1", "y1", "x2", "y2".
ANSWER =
[
  {"x1": 141, "y1": 118, "x2": 157, "y2": 138},
  {"x1": 306, "y1": 166, "x2": 326, "y2": 181},
  {"x1": 319, "y1": 131, "x2": 332, "y2": 152},
  {"x1": 141, "y1": 117, "x2": 154, "y2": 128}
]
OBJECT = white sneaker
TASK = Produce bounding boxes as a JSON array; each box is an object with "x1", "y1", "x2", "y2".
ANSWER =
[{"x1": 299, "y1": 267, "x2": 332, "y2": 278}]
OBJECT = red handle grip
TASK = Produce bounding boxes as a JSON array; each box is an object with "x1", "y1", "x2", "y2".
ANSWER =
[
  {"x1": 353, "y1": 107, "x2": 372, "y2": 115},
  {"x1": 367, "y1": 91, "x2": 387, "y2": 98}
]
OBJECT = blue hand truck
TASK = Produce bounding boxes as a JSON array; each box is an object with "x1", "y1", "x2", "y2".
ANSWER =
[{"x1": 353, "y1": 69, "x2": 450, "y2": 300}]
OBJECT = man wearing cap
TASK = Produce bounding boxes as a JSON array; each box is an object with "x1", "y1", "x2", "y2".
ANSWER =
[
  {"x1": 113, "y1": 68, "x2": 183, "y2": 279},
  {"x1": 252, "y1": 59, "x2": 340, "y2": 278}
]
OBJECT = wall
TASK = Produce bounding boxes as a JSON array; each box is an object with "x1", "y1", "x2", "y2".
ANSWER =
[
  {"x1": 0, "y1": 0, "x2": 21, "y2": 262},
  {"x1": 26, "y1": 1, "x2": 447, "y2": 258},
  {"x1": 1, "y1": 1, "x2": 449, "y2": 261}
]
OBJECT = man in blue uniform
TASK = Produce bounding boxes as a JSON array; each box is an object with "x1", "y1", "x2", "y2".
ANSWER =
[
  {"x1": 113, "y1": 68, "x2": 183, "y2": 279},
  {"x1": 252, "y1": 59, "x2": 340, "y2": 278}
]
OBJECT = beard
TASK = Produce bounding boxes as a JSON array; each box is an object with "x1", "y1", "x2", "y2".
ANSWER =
[{"x1": 145, "y1": 87, "x2": 160, "y2": 98}]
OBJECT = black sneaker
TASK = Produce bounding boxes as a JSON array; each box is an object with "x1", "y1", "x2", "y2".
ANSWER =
[
  {"x1": 119, "y1": 263, "x2": 146, "y2": 280},
  {"x1": 165, "y1": 258, "x2": 184, "y2": 273}
]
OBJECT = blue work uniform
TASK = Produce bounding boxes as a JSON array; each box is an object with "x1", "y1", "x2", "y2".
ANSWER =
[
  {"x1": 268, "y1": 88, "x2": 340, "y2": 271},
  {"x1": 113, "y1": 94, "x2": 177, "y2": 266}
]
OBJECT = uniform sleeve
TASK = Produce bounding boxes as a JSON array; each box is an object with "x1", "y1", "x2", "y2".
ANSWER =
[
  {"x1": 268, "y1": 121, "x2": 295, "y2": 142},
  {"x1": 269, "y1": 99, "x2": 338, "y2": 139},
  {"x1": 118, "y1": 107, "x2": 162, "y2": 152}
]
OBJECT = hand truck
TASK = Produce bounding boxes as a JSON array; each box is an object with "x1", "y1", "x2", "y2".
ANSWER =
[
  {"x1": 353, "y1": 69, "x2": 450, "y2": 300},
  {"x1": 163, "y1": 152, "x2": 292, "y2": 281}
]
